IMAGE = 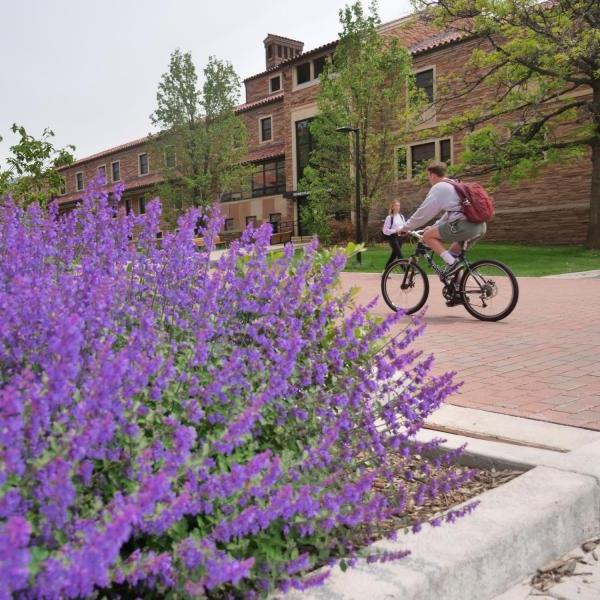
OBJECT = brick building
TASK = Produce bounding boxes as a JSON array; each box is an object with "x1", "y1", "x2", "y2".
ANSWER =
[{"x1": 56, "y1": 14, "x2": 591, "y2": 243}]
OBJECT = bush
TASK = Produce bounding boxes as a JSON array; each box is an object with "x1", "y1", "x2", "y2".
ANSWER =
[
  {"x1": 0, "y1": 182, "x2": 474, "y2": 599},
  {"x1": 327, "y1": 218, "x2": 355, "y2": 245}
]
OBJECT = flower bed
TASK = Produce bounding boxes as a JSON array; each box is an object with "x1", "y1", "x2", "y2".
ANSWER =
[{"x1": 1, "y1": 182, "x2": 475, "y2": 598}]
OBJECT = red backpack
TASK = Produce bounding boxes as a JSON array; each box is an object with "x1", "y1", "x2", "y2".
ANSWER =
[{"x1": 445, "y1": 179, "x2": 495, "y2": 224}]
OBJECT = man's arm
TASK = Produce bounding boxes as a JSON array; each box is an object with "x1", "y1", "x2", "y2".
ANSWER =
[{"x1": 402, "y1": 185, "x2": 445, "y2": 231}]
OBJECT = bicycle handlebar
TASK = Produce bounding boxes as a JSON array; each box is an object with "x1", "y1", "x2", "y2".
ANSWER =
[{"x1": 406, "y1": 229, "x2": 425, "y2": 242}]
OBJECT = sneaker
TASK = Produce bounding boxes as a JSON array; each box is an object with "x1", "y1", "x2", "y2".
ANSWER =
[
  {"x1": 445, "y1": 295, "x2": 464, "y2": 307},
  {"x1": 440, "y1": 260, "x2": 463, "y2": 280}
]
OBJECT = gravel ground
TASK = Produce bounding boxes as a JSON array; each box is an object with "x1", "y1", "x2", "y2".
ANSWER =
[{"x1": 496, "y1": 538, "x2": 600, "y2": 600}]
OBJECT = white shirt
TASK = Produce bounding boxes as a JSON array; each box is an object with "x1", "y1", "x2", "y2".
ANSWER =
[
  {"x1": 383, "y1": 213, "x2": 407, "y2": 236},
  {"x1": 404, "y1": 180, "x2": 465, "y2": 231}
]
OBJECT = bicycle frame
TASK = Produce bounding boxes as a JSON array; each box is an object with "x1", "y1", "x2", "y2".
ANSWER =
[{"x1": 401, "y1": 232, "x2": 490, "y2": 301}]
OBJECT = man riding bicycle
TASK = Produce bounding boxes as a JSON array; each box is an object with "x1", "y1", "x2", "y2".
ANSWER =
[{"x1": 399, "y1": 162, "x2": 486, "y2": 278}]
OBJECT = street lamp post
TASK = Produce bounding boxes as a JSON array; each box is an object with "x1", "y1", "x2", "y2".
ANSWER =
[{"x1": 336, "y1": 126, "x2": 362, "y2": 264}]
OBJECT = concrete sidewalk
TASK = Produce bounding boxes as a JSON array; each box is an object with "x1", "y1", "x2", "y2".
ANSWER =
[{"x1": 340, "y1": 272, "x2": 600, "y2": 430}]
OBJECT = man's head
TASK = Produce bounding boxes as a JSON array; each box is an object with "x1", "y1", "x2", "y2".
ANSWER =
[{"x1": 427, "y1": 161, "x2": 447, "y2": 185}]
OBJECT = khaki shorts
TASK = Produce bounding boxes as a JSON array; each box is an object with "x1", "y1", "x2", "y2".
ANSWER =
[{"x1": 438, "y1": 219, "x2": 487, "y2": 244}]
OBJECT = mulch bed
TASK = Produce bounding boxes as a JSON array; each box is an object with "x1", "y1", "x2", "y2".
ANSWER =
[{"x1": 359, "y1": 459, "x2": 523, "y2": 544}]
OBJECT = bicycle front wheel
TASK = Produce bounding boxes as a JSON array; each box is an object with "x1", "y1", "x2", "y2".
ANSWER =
[
  {"x1": 459, "y1": 259, "x2": 519, "y2": 321},
  {"x1": 381, "y1": 259, "x2": 429, "y2": 314}
]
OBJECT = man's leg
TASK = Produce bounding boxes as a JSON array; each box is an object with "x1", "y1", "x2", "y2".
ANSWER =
[
  {"x1": 423, "y1": 226, "x2": 456, "y2": 265},
  {"x1": 449, "y1": 242, "x2": 463, "y2": 255}
]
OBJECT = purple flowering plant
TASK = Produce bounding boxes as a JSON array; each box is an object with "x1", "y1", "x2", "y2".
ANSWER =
[{"x1": 0, "y1": 180, "x2": 475, "y2": 599}]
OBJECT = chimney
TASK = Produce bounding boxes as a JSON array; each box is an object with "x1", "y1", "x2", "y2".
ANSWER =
[{"x1": 263, "y1": 34, "x2": 304, "y2": 69}]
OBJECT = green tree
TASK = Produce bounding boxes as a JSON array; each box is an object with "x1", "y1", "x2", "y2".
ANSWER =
[
  {"x1": 301, "y1": 1, "x2": 423, "y2": 241},
  {"x1": 412, "y1": 0, "x2": 600, "y2": 248},
  {"x1": 0, "y1": 124, "x2": 74, "y2": 206},
  {"x1": 150, "y1": 50, "x2": 249, "y2": 225}
]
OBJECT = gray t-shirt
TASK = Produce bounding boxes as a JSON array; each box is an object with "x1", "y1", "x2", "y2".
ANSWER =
[{"x1": 404, "y1": 180, "x2": 464, "y2": 231}]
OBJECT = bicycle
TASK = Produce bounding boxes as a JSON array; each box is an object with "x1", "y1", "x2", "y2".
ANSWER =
[{"x1": 380, "y1": 230, "x2": 519, "y2": 321}]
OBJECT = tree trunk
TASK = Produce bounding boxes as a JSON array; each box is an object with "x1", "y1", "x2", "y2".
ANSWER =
[
  {"x1": 586, "y1": 86, "x2": 600, "y2": 249},
  {"x1": 361, "y1": 208, "x2": 370, "y2": 245}
]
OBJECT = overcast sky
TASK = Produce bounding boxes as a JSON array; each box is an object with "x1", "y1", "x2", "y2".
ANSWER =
[{"x1": 0, "y1": 0, "x2": 413, "y2": 165}]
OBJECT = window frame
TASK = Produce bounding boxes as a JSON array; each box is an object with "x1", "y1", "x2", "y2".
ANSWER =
[
  {"x1": 259, "y1": 115, "x2": 273, "y2": 143},
  {"x1": 111, "y1": 160, "x2": 121, "y2": 182},
  {"x1": 246, "y1": 215, "x2": 257, "y2": 226},
  {"x1": 97, "y1": 164, "x2": 107, "y2": 179},
  {"x1": 295, "y1": 117, "x2": 315, "y2": 185},
  {"x1": 413, "y1": 64, "x2": 437, "y2": 128},
  {"x1": 59, "y1": 177, "x2": 67, "y2": 195},
  {"x1": 313, "y1": 55, "x2": 327, "y2": 79},
  {"x1": 396, "y1": 136, "x2": 453, "y2": 180},
  {"x1": 269, "y1": 75, "x2": 282, "y2": 94},
  {"x1": 269, "y1": 212, "x2": 282, "y2": 233},
  {"x1": 138, "y1": 152, "x2": 149, "y2": 176},
  {"x1": 295, "y1": 61, "x2": 312, "y2": 86},
  {"x1": 224, "y1": 217, "x2": 235, "y2": 231},
  {"x1": 75, "y1": 171, "x2": 84, "y2": 192},
  {"x1": 414, "y1": 66, "x2": 435, "y2": 104},
  {"x1": 164, "y1": 146, "x2": 176, "y2": 169},
  {"x1": 139, "y1": 196, "x2": 146, "y2": 215},
  {"x1": 251, "y1": 158, "x2": 286, "y2": 198}
]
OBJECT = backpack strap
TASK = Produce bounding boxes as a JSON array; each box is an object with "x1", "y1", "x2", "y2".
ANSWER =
[{"x1": 443, "y1": 178, "x2": 469, "y2": 200}]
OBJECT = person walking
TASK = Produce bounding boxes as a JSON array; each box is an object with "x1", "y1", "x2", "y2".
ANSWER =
[{"x1": 382, "y1": 200, "x2": 406, "y2": 268}]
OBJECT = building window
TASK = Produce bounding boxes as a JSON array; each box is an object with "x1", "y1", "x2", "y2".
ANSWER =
[
  {"x1": 138, "y1": 153, "x2": 149, "y2": 176},
  {"x1": 252, "y1": 158, "x2": 285, "y2": 198},
  {"x1": 440, "y1": 138, "x2": 452, "y2": 164},
  {"x1": 111, "y1": 161, "x2": 120, "y2": 182},
  {"x1": 75, "y1": 172, "x2": 84, "y2": 191},
  {"x1": 139, "y1": 196, "x2": 146, "y2": 214},
  {"x1": 296, "y1": 62, "x2": 311, "y2": 85},
  {"x1": 400, "y1": 138, "x2": 452, "y2": 179},
  {"x1": 59, "y1": 178, "x2": 66, "y2": 195},
  {"x1": 225, "y1": 218, "x2": 235, "y2": 231},
  {"x1": 269, "y1": 212, "x2": 282, "y2": 233},
  {"x1": 260, "y1": 116, "x2": 272, "y2": 142},
  {"x1": 270, "y1": 75, "x2": 281, "y2": 93},
  {"x1": 98, "y1": 165, "x2": 106, "y2": 179},
  {"x1": 108, "y1": 193, "x2": 118, "y2": 218},
  {"x1": 397, "y1": 147, "x2": 408, "y2": 180},
  {"x1": 164, "y1": 147, "x2": 176, "y2": 168},
  {"x1": 411, "y1": 142, "x2": 436, "y2": 176},
  {"x1": 295, "y1": 118, "x2": 315, "y2": 184},
  {"x1": 415, "y1": 68, "x2": 434, "y2": 104},
  {"x1": 246, "y1": 215, "x2": 257, "y2": 226},
  {"x1": 125, "y1": 198, "x2": 132, "y2": 215},
  {"x1": 221, "y1": 191, "x2": 243, "y2": 202},
  {"x1": 313, "y1": 56, "x2": 327, "y2": 78}
]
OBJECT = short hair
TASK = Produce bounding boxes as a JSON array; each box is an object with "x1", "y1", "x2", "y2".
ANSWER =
[{"x1": 427, "y1": 162, "x2": 448, "y2": 177}]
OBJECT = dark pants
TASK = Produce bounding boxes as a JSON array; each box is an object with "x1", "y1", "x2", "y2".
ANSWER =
[{"x1": 385, "y1": 235, "x2": 403, "y2": 268}]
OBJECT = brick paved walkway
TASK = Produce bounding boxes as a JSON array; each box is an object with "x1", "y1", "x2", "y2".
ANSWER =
[{"x1": 340, "y1": 272, "x2": 600, "y2": 430}]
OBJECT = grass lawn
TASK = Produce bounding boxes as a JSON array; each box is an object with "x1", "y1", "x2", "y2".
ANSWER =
[{"x1": 343, "y1": 242, "x2": 600, "y2": 277}]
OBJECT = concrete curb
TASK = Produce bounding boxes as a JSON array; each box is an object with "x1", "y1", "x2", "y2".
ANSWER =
[
  {"x1": 543, "y1": 269, "x2": 600, "y2": 279},
  {"x1": 281, "y1": 435, "x2": 600, "y2": 600}
]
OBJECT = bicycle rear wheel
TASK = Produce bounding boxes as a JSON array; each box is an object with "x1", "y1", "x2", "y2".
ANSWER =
[
  {"x1": 459, "y1": 259, "x2": 519, "y2": 321},
  {"x1": 381, "y1": 259, "x2": 429, "y2": 314}
]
